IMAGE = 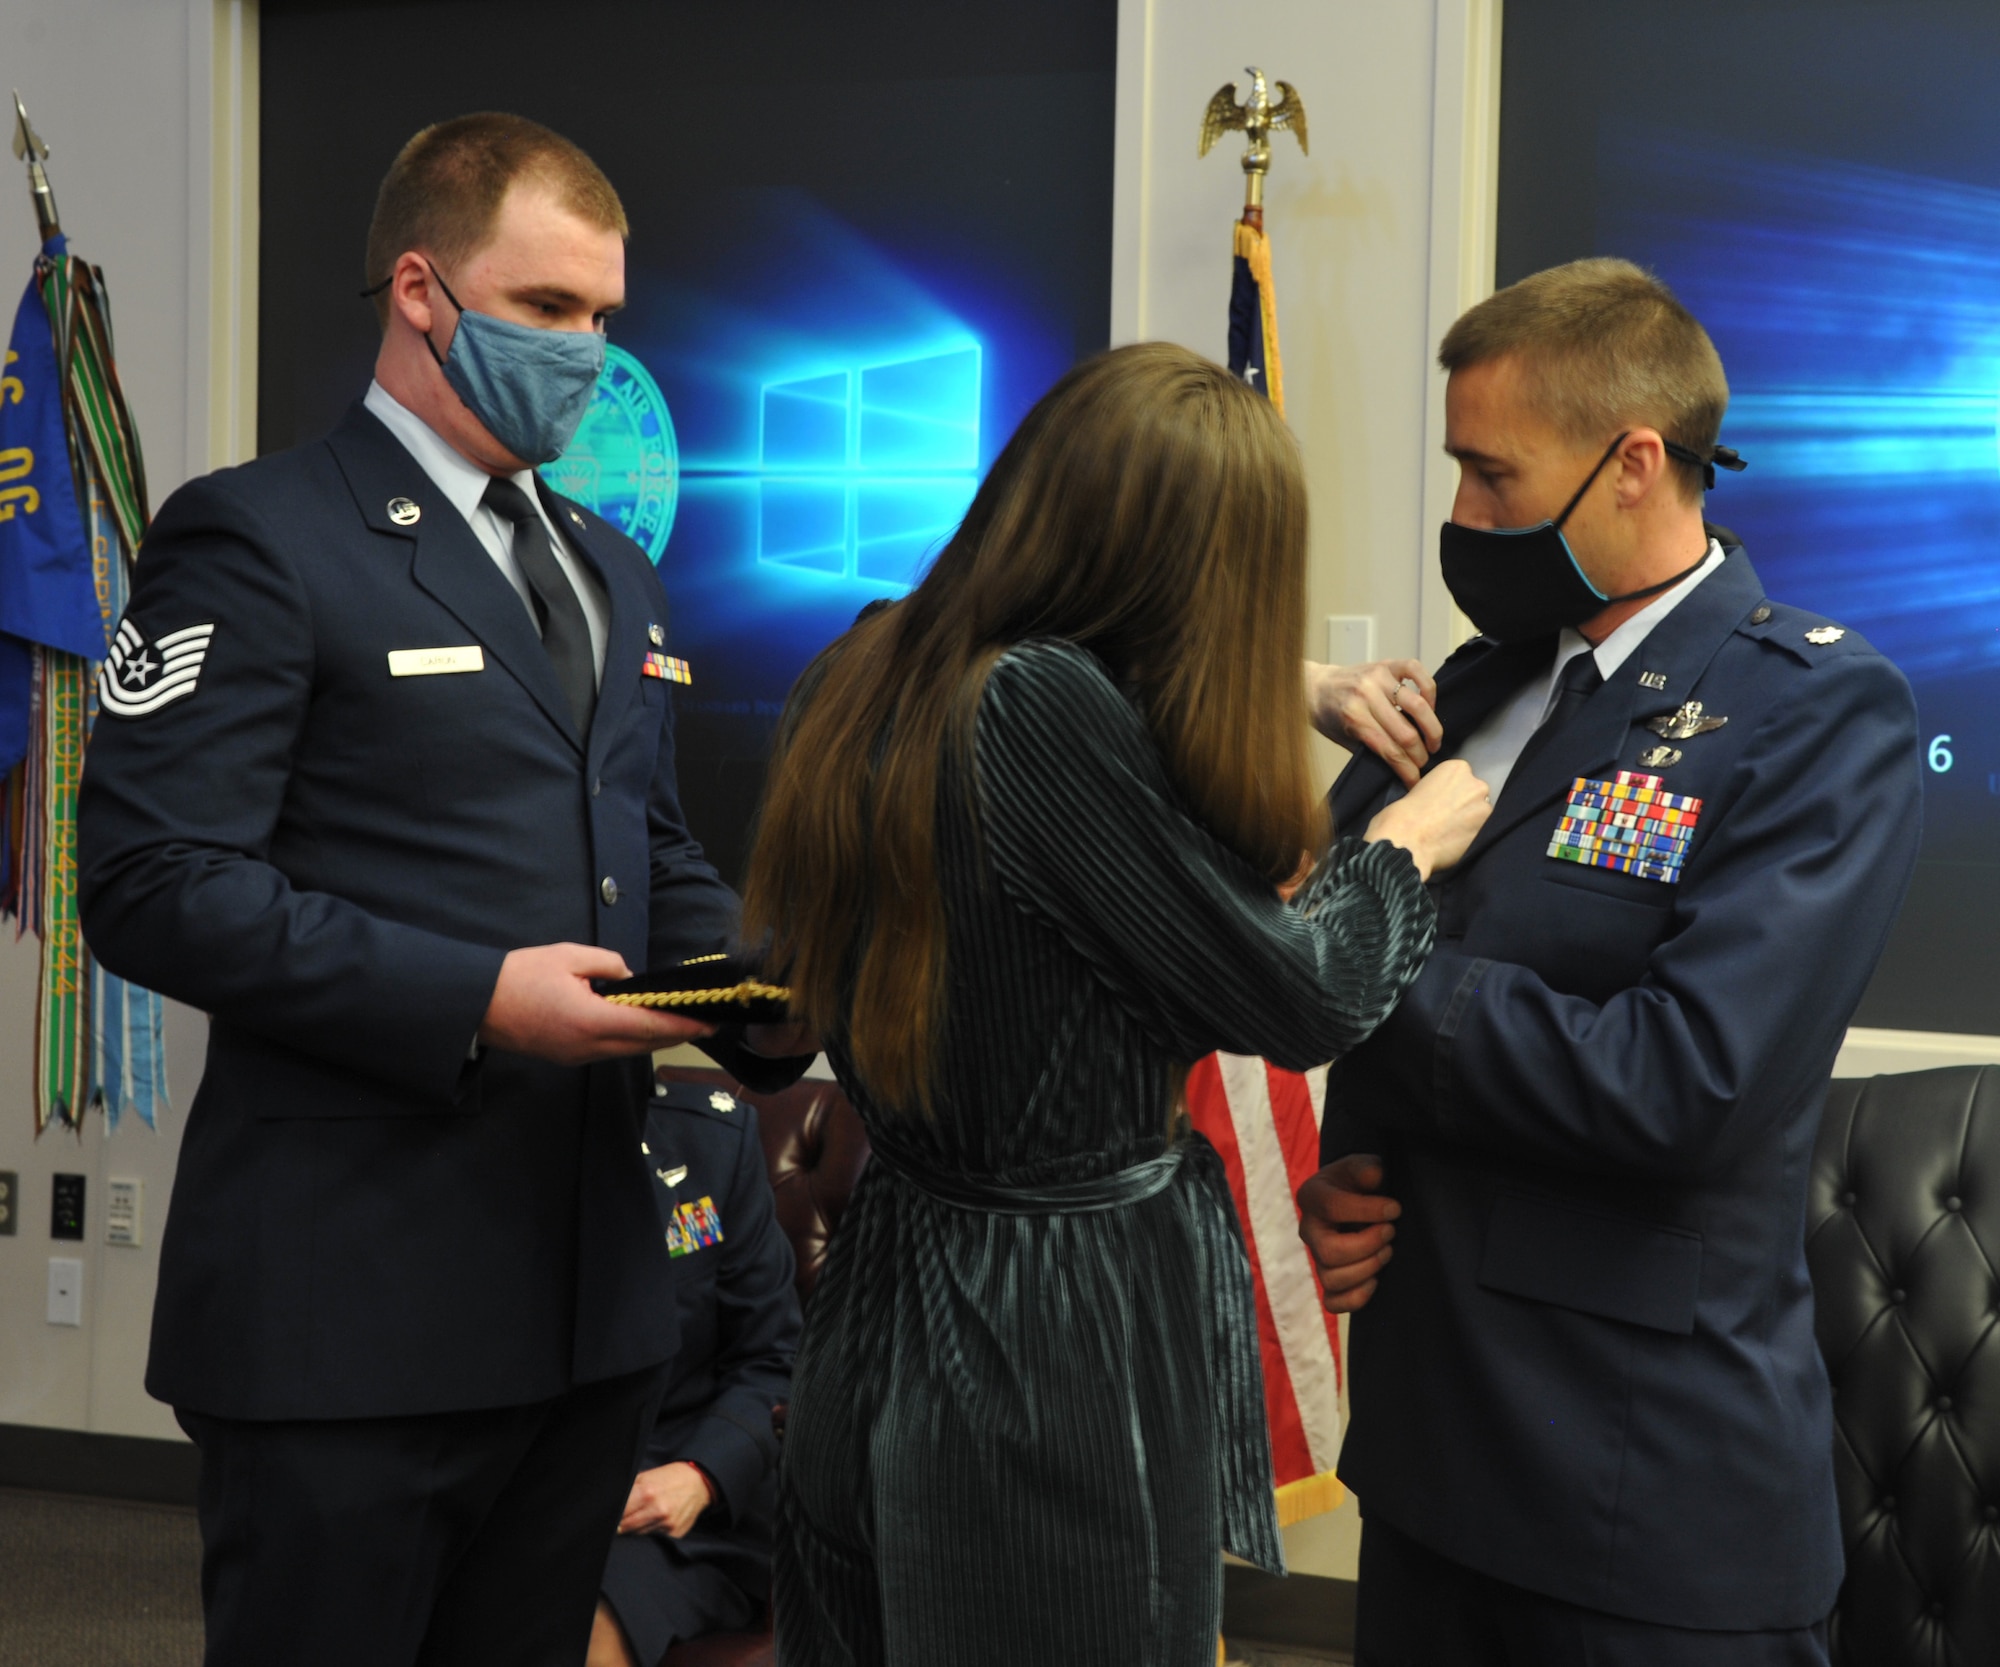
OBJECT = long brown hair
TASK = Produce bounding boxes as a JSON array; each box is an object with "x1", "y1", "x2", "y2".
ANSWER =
[{"x1": 742, "y1": 342, "x2": 1321, "y2": 1112}]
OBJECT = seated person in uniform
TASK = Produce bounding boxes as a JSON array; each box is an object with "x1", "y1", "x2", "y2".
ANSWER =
[{"x1": 588, "y1": 1078, "x2": 802, "y2": 1667}]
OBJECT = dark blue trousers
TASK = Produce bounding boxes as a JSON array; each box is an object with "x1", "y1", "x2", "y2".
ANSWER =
[
  {"x1": 180, "y1": 1365, "x2": 664, "y2": 1667},
  {"x1": 1357, "y1": 1516, "x2": 1832, "y2": 1667}
]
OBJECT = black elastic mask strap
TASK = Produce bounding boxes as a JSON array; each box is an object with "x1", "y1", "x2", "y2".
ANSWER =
[
  {"x1": 1662, "y1": 437, "x2": 1748, "y2": 491},
  {"x1": 1606, "y1": 547, "x2": 1715, "y2": 609},
  {"x1": 357, "y1": 259, "x2": 463, "y2": 369},
  {"x1": 1551, "y1": 432, "x2": 1630, "y2": 531}
]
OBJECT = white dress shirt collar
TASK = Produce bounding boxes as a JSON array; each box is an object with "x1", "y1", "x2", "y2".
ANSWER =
[
  {"x1": 1541, "y1": 538, "x2": 1726, "y2": 720},
  {"x1": 362, "y1": 380, "x2": 546, "y2": 521}
]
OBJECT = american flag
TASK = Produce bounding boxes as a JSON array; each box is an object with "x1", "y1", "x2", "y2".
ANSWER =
[{"x1": 1187, "y1": 1053, "x2": 1344, "y2": 1525}]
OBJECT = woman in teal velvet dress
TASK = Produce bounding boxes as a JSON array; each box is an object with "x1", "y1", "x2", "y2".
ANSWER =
[{"x1": 743, "y1": 344, "x2": 1488, "y2": 1666}]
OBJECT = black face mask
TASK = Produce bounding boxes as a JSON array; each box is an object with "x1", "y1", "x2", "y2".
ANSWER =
[{"x1": 1440, "y1": 433, "x2": 1745, "y2": 642}]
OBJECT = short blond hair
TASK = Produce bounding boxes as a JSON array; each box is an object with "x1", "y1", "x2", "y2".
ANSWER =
[
  {"x1": 1439, "y1": 258, "x2": 1728, "y2": 501},
  {"x1": 365, "y1": 113, "x2": 628, "y2": 329}
]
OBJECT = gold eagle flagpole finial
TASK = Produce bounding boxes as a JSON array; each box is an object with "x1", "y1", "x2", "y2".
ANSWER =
[
  {"x1": 1199, "y1": 66, "x2": 1307, "y2": 229},
  {"x1": 11, "y1": 92, "x2": 60, "y2": 242}
]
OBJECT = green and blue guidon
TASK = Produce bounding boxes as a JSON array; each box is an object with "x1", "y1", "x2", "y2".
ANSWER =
[{"x1": 543, "y1": 343, "x2": 679, "y2": 562}]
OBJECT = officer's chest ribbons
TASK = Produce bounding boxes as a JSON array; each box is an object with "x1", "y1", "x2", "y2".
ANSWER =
[
  {"x1": 664, "y1": 1194, "x2": 725, "y2": 1258},
  {"x1": 1548, "y1": 771, "x2": 1704, "y2": 885}
]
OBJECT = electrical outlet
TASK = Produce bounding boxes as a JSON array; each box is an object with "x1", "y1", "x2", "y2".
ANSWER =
[
  {"x1": 1326, "y1": 614, "x2": 1377, "y2": 668},
  {"x1": 51, "y1": 1173, "x2": 84, "y2": 1240},
  {"x1": 47, "y1": 1257, "x2": 82, "y2": 1327},
  {"x1": 0, "y1": 1170, "x2": 16, "y2": 1235},
  {"x1": 105, "y1": 1177, "x2": 142, "y2": 1247}
]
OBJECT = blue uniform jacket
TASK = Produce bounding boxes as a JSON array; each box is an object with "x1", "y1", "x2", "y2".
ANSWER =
[
  {"x1": 77, "y1": 403, "x2": 794, "y2": 1421},
  {"x1": 1324, "y1": 543, "x2": 1922, "y2": 1630},
  {"x1": 624, "y1": 1082, "x2": 799, "y2": 1604}
]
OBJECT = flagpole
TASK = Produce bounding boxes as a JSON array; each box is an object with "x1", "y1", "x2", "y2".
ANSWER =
[{"x1": 0, "y1": 93, "x2": 169, "y2": 1135}]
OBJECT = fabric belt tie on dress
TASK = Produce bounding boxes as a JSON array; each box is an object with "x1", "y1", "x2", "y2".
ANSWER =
[{"x1": 869, "y1": 1142, "x2": 1187, "y2": 1214}]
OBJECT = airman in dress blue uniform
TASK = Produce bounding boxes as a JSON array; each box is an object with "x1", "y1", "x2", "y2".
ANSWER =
[
  {"x1": 1300, "y1": 260, "x2": 1923, "y2": 1667},
  {"x1": 589, "y1": 1081, "x2": 800, "y2": 1667},
  {"x1": 76, "y1": 115, "x2": 807, "y2": 1667}
]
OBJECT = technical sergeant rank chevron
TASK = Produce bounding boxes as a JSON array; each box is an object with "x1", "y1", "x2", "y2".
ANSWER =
[
  {"x1": 98, "y1": 619, "x2": 215, "y2": 718},
  {"x1": 1548, "y1": 771, "x2": 1704, "y2": 885}
]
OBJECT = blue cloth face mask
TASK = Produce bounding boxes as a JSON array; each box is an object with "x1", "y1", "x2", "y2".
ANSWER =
[{"x1": 420, "y1": 261, "x2": 605, "y2": 465}]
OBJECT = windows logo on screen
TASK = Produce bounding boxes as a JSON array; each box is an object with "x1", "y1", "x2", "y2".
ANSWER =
[{"x1": 756, "y1": 345, "x2": 981, "y2": 592}]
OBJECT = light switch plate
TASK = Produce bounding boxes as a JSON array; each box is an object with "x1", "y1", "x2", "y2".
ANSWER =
[
  {"x1": 47, "y1": 1257, "x2": 82, "y2": 1327},
  {"x1": 0, "y1": 1170, "x2": 16, "y2": 1235},
  {"x1": 1326, "y1": 614, "x2": 1377, "y2": 667},
  {"x1": 106, "y1": 1177, "x2": 142, "y2": 1247},
  {"x1": 51, "y1": 1172, "x2": 84, "y2": 1240}
]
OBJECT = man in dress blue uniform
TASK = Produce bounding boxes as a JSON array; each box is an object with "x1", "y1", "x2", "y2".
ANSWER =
[
  {"x1": 586, "y1": 1080, "x2": 800, "y2": 1667},
  {"x1": 1297, "y1": 259, "x2": 1923, "y2": 1666},
  {"x1": 77, "y1": 114, "x2": 809, "y2": 1667}
]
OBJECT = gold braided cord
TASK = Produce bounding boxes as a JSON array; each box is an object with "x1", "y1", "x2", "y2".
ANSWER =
[{"x1": 603, "y1": 981, "x2": 791, "y2": 1009}]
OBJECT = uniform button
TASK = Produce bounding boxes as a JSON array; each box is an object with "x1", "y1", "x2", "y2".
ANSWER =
[
  {"x1": 1881, "y1": 1494, "x2": 1897, "y2": 1511},
  {"x1": 1946, "y1": 1196, "x2": 1963, "y2": 1212},
  {"x1": 600, "y1": 876, "x2": 620, "y2": 905},
  {"x1": 1938, "y1": 1396, "x2": 1955, "y2": 1413},
  {"x1": 1749, "y1": 603, "x2": 1772, "y2": 625},
  {"x1": 1891, "y1": 1289, "x2": 1907, "y2": 1304},
  {"x1": 1840, "y1": 1191, "x2": 1857, "y2": 1207},
  {"x1": 1984, "y1": 1505, "x2": 1999, "y2": 1522}
]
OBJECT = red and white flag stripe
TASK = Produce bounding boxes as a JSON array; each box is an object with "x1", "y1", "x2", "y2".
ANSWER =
[{"x1": 1187, "y1": 1053, "x2": 1344, "y2": 1524}]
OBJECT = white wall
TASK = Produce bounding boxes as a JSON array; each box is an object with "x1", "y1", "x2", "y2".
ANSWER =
[{"x1": 0, "y1": 0, "x2": 251, "y2": 1443}]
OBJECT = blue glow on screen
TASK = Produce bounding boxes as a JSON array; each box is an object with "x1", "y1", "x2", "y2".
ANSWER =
[
  {"x1": 545, "y1": 193, "x2": 1072, "y2": 726},
  {"x1": 1600, "y1": 133, "x2": 2000, "y2": 681},
  {"x1": 750, "y1": 345, "x2": 981, "y2": 589}
]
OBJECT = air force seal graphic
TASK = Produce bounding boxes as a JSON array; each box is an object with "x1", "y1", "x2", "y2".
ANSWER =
[
  {"x1": 541, "y1": 343, "x2": 679, "y2": 562},
  {"x1": 99, "y1": 619, "x2": 215, "y2": 718}
]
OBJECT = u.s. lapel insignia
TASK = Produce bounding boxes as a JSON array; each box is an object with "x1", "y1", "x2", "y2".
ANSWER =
[
  {"x1": 1646, "y1": 700, "x2": 1728, "y2": 741},
  {"x1": 1549, "y1": 772, "x2": 1705, "y2": 884},
  {"x1": 1638, "y1": 745, "x2": 1682, "y2": 769},
  {"x1": 1805, "y1": 625, "x2": 1846, "y2": 645},
  {"x1": 569, "y1": 509, "x2": 585, "y2": 528},
  {"x1": 1638, "y1": 671, "x2": 1668, "y2": 691},
  {"x1": 657, "y1": 1165, "x2": 689, "y2": 1188},
  {"x1": 387, "y1": 497, "x2": 421, "y2": 526},
  {"x1": 665, "y1": 1195, "x2": 726, "y2": 1258},
  {"x1": 648, "y1": 623, "x2": 665, "y2": 647},
  {"x1": 99, "y1": 619, "x2": 216, "y2": 718}
]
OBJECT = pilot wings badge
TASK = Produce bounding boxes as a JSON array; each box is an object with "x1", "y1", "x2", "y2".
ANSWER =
[
  {"x1": 1646, "y1": 700, "x2": 1728, "y2": 742},
  {"x1": 98, "y1": 619, "x2": 215, "y2": 718}
]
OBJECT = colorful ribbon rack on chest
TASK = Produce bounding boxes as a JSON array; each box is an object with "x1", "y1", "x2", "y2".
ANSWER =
[
  {"x1": 1548, "y1": 771, "x2": 1705, "y2": 884},
  {"x1": 665, "y1": 1195, "x2": 724, "y2": 1258}
]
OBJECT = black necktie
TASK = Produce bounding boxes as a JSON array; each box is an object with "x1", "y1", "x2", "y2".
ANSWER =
[
  {"x1": 1508, "y1": 649, "x2": 1604, "y2": 787},
  {"x1": 481, "y1": 476, "x2": 596, "y2": 737}
]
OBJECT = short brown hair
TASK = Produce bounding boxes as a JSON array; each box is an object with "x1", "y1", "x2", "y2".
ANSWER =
[
  {"x1": 364, "y1": 113, "x2": 628, "y2": 327},
  {"x1": 1439, "y1": 258, "x2": 1728, "y2": 501},
  {"x1": 743, "y1": 343, "x2": 1320, "y2": 1114}
]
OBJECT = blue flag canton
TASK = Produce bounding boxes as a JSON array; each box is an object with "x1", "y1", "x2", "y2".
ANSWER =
[
  {"x1": 1228, "y1": 255, "x2": 1271, "y2": 398},
  {"x1": 0, "y1": 271, "x2": 99, "y2": 664}
]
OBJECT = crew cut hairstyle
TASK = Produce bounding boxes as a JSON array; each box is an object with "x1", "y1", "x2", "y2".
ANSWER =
[
  {"x1": 364, "y1": 112, "x2": 628, "y2": 328},
  {"x1": 1438, "y1": 258, "x2": 1729, "y2": 502},
  {"x1": 742, "y1": 343, "x2": 1323, "y2": 1115}
]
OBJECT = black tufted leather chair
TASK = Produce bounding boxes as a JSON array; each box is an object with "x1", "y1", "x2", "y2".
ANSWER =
[
  {"x1": 652, "y1": 1063, "x2": 872, "y2": 1667},
  {"x1": 1808, "y1": 1067, "x2": 2000, "y2": 1667}
]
